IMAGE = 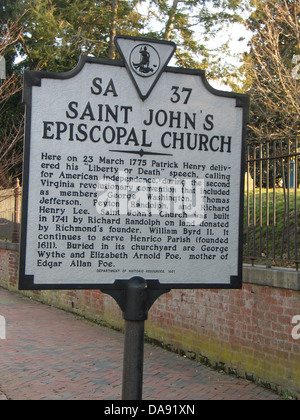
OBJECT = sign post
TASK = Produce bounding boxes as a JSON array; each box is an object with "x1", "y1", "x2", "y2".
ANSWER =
[{"x1": 19, "y1": 35, "x2": 249, "y2": 400}]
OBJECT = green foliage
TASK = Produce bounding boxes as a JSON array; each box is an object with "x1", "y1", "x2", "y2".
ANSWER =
[
  {"x1": 2, "y1": 0, "x2": 145, "y2": 72},
  {"x1": 146, "y1": 0, "x2": 252, "y2": 80},
  {"x1": 1, "y1": 0, "x2": 254, "y2": 82},
  {"x1": 6, "y1": 0, "x2": 298, "y2": 186}
]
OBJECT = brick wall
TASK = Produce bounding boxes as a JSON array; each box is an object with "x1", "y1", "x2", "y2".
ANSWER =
[
  {"x1": 0, "y1": 243, "x2": 299, "y2": 397},
  {"x1": 147, "y1": 284, "x2": 300, "y2": 395},
  {"x1": 0, "y1": 245, "x2": 19, "y2": 288}
]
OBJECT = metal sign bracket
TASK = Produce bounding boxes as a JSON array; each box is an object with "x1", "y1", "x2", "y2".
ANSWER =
[{"x1": 102, "y1": 277, "x2": 170, "y2": 400}]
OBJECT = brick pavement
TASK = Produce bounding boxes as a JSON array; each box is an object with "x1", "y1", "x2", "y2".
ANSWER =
[{"x1": 0, "y1": 287, "x2": 282, "y2": 400}]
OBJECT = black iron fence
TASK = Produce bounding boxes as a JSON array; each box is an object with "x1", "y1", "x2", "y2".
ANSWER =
[
  {"x1": 0, "y1": 147, "x2": 299, "y2": 271},
  {"x1": 244, "y1": 139, "x2": 299, "y2": 270},
  {"x1": 0, "y1": 179, "x2": 21, "y2": 243}
]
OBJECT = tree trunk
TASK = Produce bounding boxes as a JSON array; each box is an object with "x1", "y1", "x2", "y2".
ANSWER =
[
  {"x1": 108, "y1": 0, "x2": 119, "y2": 59},
  {"x1": 163, "y1": 0, "x2": 179, "y2": 41}
]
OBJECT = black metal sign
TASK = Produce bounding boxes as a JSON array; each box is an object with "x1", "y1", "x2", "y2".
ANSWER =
[{"x1": 19, "y1": 36, "x2": 249, "y2": 292}]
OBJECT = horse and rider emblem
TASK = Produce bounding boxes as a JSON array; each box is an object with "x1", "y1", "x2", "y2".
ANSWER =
[
  {"x1": 130, "y1": 44, "x2": 160, "y2": 78},
  {"x1": 114, "y1": 35, "x2": 176, "y2": 99}
]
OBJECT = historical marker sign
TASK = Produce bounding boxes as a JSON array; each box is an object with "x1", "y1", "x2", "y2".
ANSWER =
[{"x1": 19, "y1": 36, "x2": 249, "y2": 291}]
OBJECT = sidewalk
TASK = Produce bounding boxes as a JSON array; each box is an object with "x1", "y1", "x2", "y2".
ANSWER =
[{"x1": 0, "y1": 287, "x2": 282, "y2": 400}]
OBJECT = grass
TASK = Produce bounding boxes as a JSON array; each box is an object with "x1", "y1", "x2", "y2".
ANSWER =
[
  {"x1": 243, "y1": 188, "x2": 300, "y2": 268},
  {"x1": 1, "y1": 187, "x2": 299, "y2": 269}
]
